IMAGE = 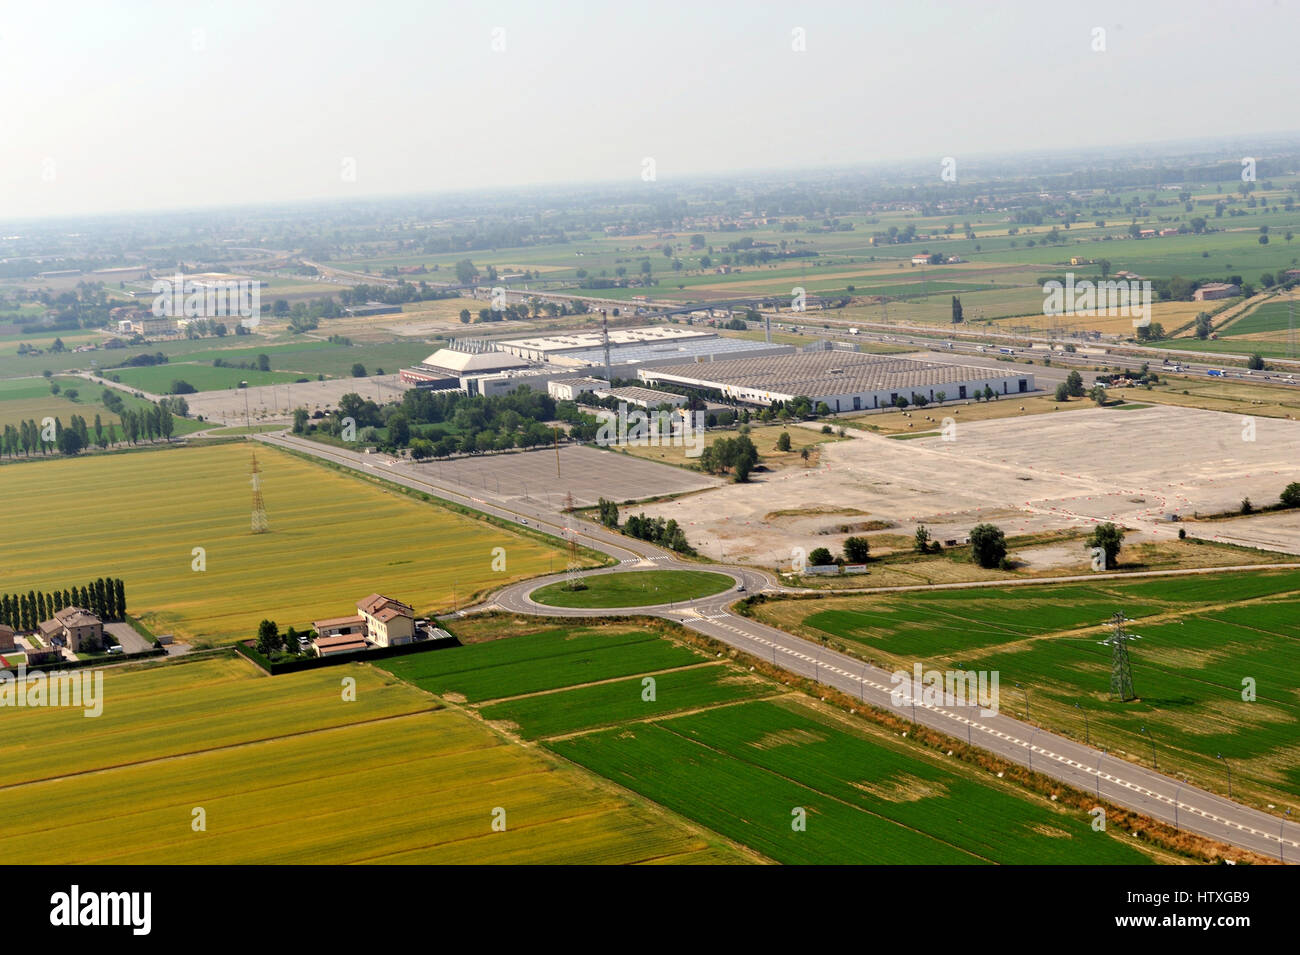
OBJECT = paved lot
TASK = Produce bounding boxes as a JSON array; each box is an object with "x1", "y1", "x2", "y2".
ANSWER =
[
  {"x1": 104, "y1": 621, "x2": 151, "y2": 653},
  {"x1": 411, "y1": 444, "x2": 719, "y2": 509},
  {"x1": 633, "y1": 403, "x2": 1300, "y2": 565},
  {"x1": 185, "y1": 375, "x2": 406, "y2": 426}
]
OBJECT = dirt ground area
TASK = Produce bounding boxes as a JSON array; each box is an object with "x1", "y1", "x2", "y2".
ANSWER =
[
  {"x1": 185, "y1": 375, "x2": 407, "y2": 426},
  {"x1": 632, "y1": 403, "x2": 1300, "y2": 566},
  {"x1": 1187, "y1": 508, "x2": 1300, "y2": 554}
]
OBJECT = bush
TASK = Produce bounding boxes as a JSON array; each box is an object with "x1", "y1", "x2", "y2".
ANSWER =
[
  {"x1": 1281, "y1": 482, "x2": 1300, "y2": 508},
  {"x1": 970, "y1": 523, "x2": 1007, "y2": 569},
  {"x1": 808, "y1": 547, "x2": 834, "y2": 566},
  {"x1": 776, "y1": 432, "x2": 792, "y2": 452},
  {"x1": 1054, "y1": 382, "x2": 1069, "y2": 402},
  {"x1": 843, "y1": 536, "x2": 870, "y2": 562},
  {"x1": 1241, "y1": 497, "x2": 1254, "y2": 515},
  {"x1": 821, "y1": 424, "x2": 833, "y2": 434},
  {"x1": 1087, "y1": 522, "x2": 1124, "y2": 569}
]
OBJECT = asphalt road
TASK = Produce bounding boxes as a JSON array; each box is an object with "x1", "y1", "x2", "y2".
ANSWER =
[{"x1": 257, "y1": 429, "x2": 1299, "y2": 862}]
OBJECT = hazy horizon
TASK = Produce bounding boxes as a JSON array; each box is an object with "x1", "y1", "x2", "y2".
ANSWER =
[{"x1": 5, "y1": 0, "x2": 1298, "y2": 220}]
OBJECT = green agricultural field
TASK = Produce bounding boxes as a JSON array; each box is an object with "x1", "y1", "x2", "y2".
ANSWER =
[
  {"x1": 0, "y1": 656, "x2": 739, "y2": 864},
  {"x1": 383, "y1": 623, "x2": 706, "y2": 702},
  {"x1": 751, "y1": 569, "x2": 1300, "y2": 809},
  {"x1": 384, "y1": 616, "x2": 1168, "y2": 864},
  {"x1": 531, "y1": 570, "x2": 734, "y2": 608},
  {"x1": 106, "y1": 362, "x2": 303, "y2": 393},
  {"x1": 1218, "y1": 299, "x2": 1300, "y2": 337},
  {"x1": 171, "y1": 340, "x2": 437, "y2": 378},
  {"x1": 0, "y1": 442, "x2": 573, "y2": 644},
  {"x1": 479, "y1": 664, "x2": 777, "y2": 738},
  {"x1": 0, "y1": 375, "x2": 203, "y2": 437}
]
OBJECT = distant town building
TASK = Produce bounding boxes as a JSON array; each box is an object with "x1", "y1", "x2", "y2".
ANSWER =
[
  {"x1": 344, "y1": 302, "x2": 402, "y2": 317},
  {"x1": 1193, "y1": 283, "x2": 1240, "y2": 301},
  {"x1": 0, "y1": 624, "x2": 15, "y2": 653},
  {"x1": 911, "y1": 254, "x2": 931, "y2": 265}
]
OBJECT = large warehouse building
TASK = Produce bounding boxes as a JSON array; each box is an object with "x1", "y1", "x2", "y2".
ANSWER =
[
  {"x1": 399, "y1": 348, "x2": 531, "y2": 389},
  {"x1": 638, "y1": 351, "x2": 1036, "y2": 412},
  {"x1": 399, "y1": 327, "x2": 795, "y2": 397}
]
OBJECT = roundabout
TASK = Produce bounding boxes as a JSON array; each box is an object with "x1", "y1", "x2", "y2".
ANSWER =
[{"x1": 529, "y1": 569, "x2": 737, "y2": 609}]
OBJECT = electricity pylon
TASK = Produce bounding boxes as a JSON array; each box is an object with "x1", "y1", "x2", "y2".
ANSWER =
[{"x1": 1098, "y1": 611, "x2": 1140, "y2": 700}]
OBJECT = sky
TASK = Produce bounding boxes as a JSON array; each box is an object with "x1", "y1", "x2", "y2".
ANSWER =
[{"x1": 2, "y1": 0, "x2": 1297, "y2": 219}]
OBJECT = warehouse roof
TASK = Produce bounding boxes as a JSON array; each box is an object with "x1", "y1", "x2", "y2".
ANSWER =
[
  {"x1": 640, "y1": 351, "x2": 1028, "y2": 398},
  {"x1": 550, "y1": 335, "x2": 792, "y2": 368},
  {"x1": 420, "y1": 349, "x2": 531, "y2": 374}
]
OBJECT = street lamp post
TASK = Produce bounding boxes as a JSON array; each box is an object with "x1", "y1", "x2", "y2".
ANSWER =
[
  {"x1": 1217, "y1": 753, "x2": 1232, "y2": 798},
  {"x1": 1141, "y1": 725, "x2": 1157, "y2": 770}
]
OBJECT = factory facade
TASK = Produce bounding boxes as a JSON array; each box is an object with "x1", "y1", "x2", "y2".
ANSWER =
[{"x1": 638, "y1": 351, "x2": 1035, "y2": 412}]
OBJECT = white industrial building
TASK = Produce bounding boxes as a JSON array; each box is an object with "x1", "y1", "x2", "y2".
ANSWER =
[
  {"x1": 399, "y1": 348, "x2": 531, "y2": 390},
  {"x1": 493, "y1": 326, "x2": 713, "y2": 361},
  {"x1": 638, "y1": 351, "x2": 1035, "y2": 412},
  {"x1": 547, "y1": 377, "x2": 611, "y2": 401},
  {"x1": 592, "y1": 385, "x2": 687, "y2": 409}
]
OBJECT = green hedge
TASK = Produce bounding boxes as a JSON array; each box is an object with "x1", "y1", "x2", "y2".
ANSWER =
[{"x1": 1, "y1": 647, "x2": 166, "y2": 673}]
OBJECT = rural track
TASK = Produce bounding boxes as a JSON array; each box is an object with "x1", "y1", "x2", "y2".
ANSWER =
[{"x1": 257, "y1": 429, "x2": 1299, "y2": 862}]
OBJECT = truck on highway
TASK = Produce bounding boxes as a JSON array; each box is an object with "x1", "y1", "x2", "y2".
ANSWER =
[
  {"x1": 998, "y1": 347, "x2": 1014, "y2": 355},
  {"x1": 848, "y1": 327, "x2": 859, "y2": 335},
  {"x1": 1207, "y1": 369, "x2": 1225, "y2": 377}
]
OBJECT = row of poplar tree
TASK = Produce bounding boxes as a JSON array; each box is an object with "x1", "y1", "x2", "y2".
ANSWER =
[{"x1": 0, "y1": 578, "x2": 127, "y2": 632}]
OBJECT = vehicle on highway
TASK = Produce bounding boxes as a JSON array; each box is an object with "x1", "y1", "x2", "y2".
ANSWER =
[
  {"x1": 735, "y1": 583, "x2": 746, "y2": 592},
  {"x1": 1207, "y1": 369, "x2": 1225, "y2": 377}
]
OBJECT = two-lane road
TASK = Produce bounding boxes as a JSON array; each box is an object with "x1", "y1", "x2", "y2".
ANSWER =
[{"x1": 257, "y1": 429, "x2": 1298, "y2": 862}]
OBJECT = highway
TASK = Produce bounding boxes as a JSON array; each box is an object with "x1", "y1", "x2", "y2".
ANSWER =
[{"x1": 257, "y1": 429, "x2": 1298, "y2": 862}]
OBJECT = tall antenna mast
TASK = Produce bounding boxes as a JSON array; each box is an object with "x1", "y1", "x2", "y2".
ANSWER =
[
  {"x1": 248, "y1": 449, "x2": 269, "y2": 535},
  {"x1": 1098, "y1": 611, "x2": 1140, "y2": 700},
  {"x1": 600, "y1": 308, "x2": 612, "y2": 382}
]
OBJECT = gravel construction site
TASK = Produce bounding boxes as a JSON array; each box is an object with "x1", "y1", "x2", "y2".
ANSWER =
[
  {"x1": 631, "y1": 403, "x2": 1300, "y2": 566},
  {"x1": 411, "y1": 444, "x2": 721, "y2": 509},
  {"x1": 185, "y1": 375, "x2": 407, "y2": 425}
]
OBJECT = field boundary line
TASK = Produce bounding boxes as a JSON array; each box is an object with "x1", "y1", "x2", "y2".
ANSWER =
[
  {"x1": 537, "y1": 691, "x2": 797, "y2": 744},
  {"x1": 474, "y1": 659, "x2": 724, "y2": 705}
]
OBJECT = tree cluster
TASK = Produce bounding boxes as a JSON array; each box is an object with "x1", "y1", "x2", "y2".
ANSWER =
[{"x1": 0, "y1": 577, "x2": 126, "y2": 631}]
